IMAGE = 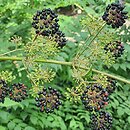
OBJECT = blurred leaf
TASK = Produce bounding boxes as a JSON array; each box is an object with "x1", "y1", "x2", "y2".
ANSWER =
[
  {"x1": 0, "y1": 126, "x2": 6, "y2": 130},
  {"x1": 30, "y1": 115, "x2": 38, "y2": 125},
  {"x1": 7, "y1": 121, "x2": 16, "y2": 130},
  {"x1": 117, "y1": 107, "x2": 125, "y2": 116},
  {"x1": 0, "y1": 111, "x2": 9, "y2": 121},
  {"x1": 69, "y1": 118, "x2": 76, "y2": 128},
  {"x1": 0, "y1": 98, "x2": 23, "y2": 108},
  {"x1": 14, "y1": 125, "x2": 21, "y2": 130},
  {"x1": 128, "y1": 116, "x2": 130, "y2": 124},
  {"x1": 24, "y1": 126, "x2": 36, "y2": 130}
]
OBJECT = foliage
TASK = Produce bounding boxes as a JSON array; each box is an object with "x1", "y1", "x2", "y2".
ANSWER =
[{"x1": 0, "y1": 0, "x2": 130, "y2": 130}]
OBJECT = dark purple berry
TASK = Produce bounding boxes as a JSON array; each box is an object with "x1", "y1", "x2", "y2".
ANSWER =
[
  {"x1": 9, "y1": 83, "x2": 28, "y2": 102},
  {"x1": 35, "y1": 87, "x2": 62, "y2": 113},
  {"x1": 0, "y1": 80, "x2": 9, "y2": 103},
  {"x1": 102, "y1": 2, "x2": 128, "y2": 28}
]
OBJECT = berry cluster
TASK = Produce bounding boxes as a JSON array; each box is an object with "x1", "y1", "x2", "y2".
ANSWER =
[
  {"x1": 102, "y1": 2, "x2": 128, "y2": 28},
  {"x1": 104, "y1": 41, "x2": 124, "y2": 59},
  {"x1": 35, "y1": 87, "x2": 62, "y2": 113},
  {"x1": 106, "y1": 78, "x2": 116, "y2": 94},
  {"x1": 0, "y1": 80, "x2": 9, "y2": 103},
  {"x1": 81, "y1": 84, "x2": 109, "y2": 112},
  {"x1": 90, "y1": 111, "x2": 112, "y2": 130},
  {"x1": 32, "y1": 8, "x2": 67, "y2": 48},
  {"x1": 9, "y1": 83, "x2": 28, "y2": 102}
]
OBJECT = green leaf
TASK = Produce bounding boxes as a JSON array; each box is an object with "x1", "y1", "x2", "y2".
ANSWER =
[
  {"x1": 13, "y1": 119, "x2": 22, "y2": 123},
  {"x1": 20, "y1": 112, "x2": 28, "y2": 120},
  {"x1": 84, "y1": 7, "x2": 96, "y2": 15},
  {"x1": 57, "y1": 116, "x2": 67, "y2": 130},
  {"x1": 0, "y1": 126, "x2": 6, "y2": 130},
  {"x1": 117, "y1": 107, "x2": 125, "y2": 116},
  {"x1": 38, "y1": 120, "x2": 44, "y2": 129},
  {"x1": 47, "y1": 116, "x2": 54, "y2": 122},
  {"x1": 69, "y1": 118, "x2": 77, "y2": 128},
  {"x1": 113, "y1": 63, "x2": 119, "y2": 70},
  {"x1": 126, "y1": 63, "x2": 130, "y2": 70},
  {"x1": 21, "y1": 100, "x2": 29, "y2": 107},
  {"x1": 111, "y1": 96, "x2": 119, "y2": 107},
  {"x1": 24, "y1": 126, "x2": 36, "y2": 130},
  {"x1": 30, "y1": 116, "x2": 38, "y2": 125},
  {"x1": 120, "y1": 64, "x2": 127, "y2": 71},
  {"x1": 80, "y1": 114, "x2": 90, "y2": 123},
  {"x1": 19, "y1": 123, "x2": 27, "y2": 127},
  {"x1": 77, "y1": 122, "x2": 84, "y2": 130},
  {"x1": 115, "y1": 126, "x2": 122, "y2": 130},
  {"x1": 7, "y1": 121, "x2": 16, "y2": 130},
  {"x1": 65, "y1": 114, "x2": 72, "y2": 121},
  {"x1": 0, "y1": 98, "x2": 23, "y2": 108},
  {"x1": 128, "y1": 116, "x2": 130, "y2": 124},
  {"x1": 0, "y1": 111, "x2": 9, "y2": 121},
  {"x1": 14, "y1": 125, "x2": 21, "y2": 130}
]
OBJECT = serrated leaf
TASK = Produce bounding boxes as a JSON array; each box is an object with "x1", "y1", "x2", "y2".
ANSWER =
[
  {"x1": 65, "y1": 114, "x2": 72, "y2": 121},
  {"x1": 77, "y1": 122, "x2": 84, "y2": 130},
  {"x1": 80, "y1": 113, "x2": 90, "y2": 123},
  {"x1": 38, "y1": 120, "x2": 44, "y2": 129},
  {"x1": 128, "y1": 116, "x2": 130, "y2": 124},
  {"x1": 21, "y1": 100, "x2": 29, "y2": 107},
  {"x1": 30, "y1": 116, "x2": 38, "y2": 125},
  {"x1": 113, "y1": 63, "x2": 119, "y2": 70},
  {"x1": 0, "y1": 111, "x2": 9, "y2": 121},
  {"x1": 69, "y1": 118, "x2": 76, "y2": 128},
  {"x1": 117, "y1": 107, "x2": 124, "y2": 116},
  {"x1": 13, "y1": 119, "x2": 22, "y2": 123},
  {"x1": 20, "y1": 112, "x2": 28, "y2": 120},
  {"x1": 24, "y1": 126, "x2": 36, "y2": 130},
  {"x1": 126, "y1": 63, "x2": 130, "y2": 69},
  {"x1": 14, "y1": 125, "x2": 21, "y2": 130},
  {"x1": 57, "y1": 116, "x2": 67, "y2": 130},
  {"x1": 0, "y1": 98, "x2": 23, "y2": 108},
  {"x1": 47, "y1": 116, "x2": 54, "y2": 122},
  {"x1": 115, "y1": 126, "x2": 122, "y2": 130},
  {"x1": 19, "y1": 123, "x2": 27, "y2": 127},
  {"x1": 7, "y1": 121, "x2": 16, "y2": 130},
  {"x1": 120, "y1": 64, "x2": 127, "y2": 71}
]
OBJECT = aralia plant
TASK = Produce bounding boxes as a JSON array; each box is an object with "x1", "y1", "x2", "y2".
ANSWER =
[{"x1": 0, "y1": 1, "x2": 129, "y2": 130}]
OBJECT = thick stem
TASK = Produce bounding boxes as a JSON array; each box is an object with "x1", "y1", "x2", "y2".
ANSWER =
[{"x1": 0, "y1": 56, "x2": 130, "y2": 85}]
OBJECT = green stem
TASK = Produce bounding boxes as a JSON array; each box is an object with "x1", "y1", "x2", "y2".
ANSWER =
[
  {"x1": 0, "y1": 49, "x2": 23, "y2": 56},
  {"x1": 79, "y1": 23, "x2": 106, "y2": 56},
  {"x1": 0, "y1": 56, "x2": 130, "y2": 85}
]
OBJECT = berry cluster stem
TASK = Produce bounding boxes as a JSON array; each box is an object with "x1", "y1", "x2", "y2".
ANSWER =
[
  {"x1": 0, "y1": 49, "x2": 23, "y2": 56},
  {"x1": 0, "y1": 56, "x2": 130, "y2": 85},
  {"x1": 79, "y1": 22, "x2": 106, "y2": 56}
]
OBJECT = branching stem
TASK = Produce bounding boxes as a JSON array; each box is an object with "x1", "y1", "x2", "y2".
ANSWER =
[
  {"x1": 79, "y1": 23, "x2": 106, "y2": 56},
  {"x1": 0, "y1": 56, "x2": 130, "y2": 85},
  {"x1": 0, "y1": 49, "x2": 23, "y2": 56}
]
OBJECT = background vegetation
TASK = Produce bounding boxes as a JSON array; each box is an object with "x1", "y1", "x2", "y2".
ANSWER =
[{"x1": 0, "y1": 0, "x2": 130, "y2": 130}]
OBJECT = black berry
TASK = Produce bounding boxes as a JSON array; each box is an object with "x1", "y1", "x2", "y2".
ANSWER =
[
  {"x1": 9, "y1": 83, "x2": 28, "y2": 102},
  {"x1": 90, "y1": 111, "x2": 112, "y2": 130},
  {"x1": 106, "y1": 78, "x2": 116, "y2": 94},
  {"x1": 32, "y1": 8, "x2": 67, "y2": 48},
  {"x1": 0, "y1": 80, "x2": 9, "y2": 103},
  {"x1": 102, "y1": 2, "x2": 128, "y2": 28},
  {"x1": 104, "y1": 41, "x2": 124, "y2": 59},
  {"x1": 81, "y1": 84, "x2": 109, "y2": 111},
  {"x1": 35, "y1": 87, "x2": 62, "y2": 113}
]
